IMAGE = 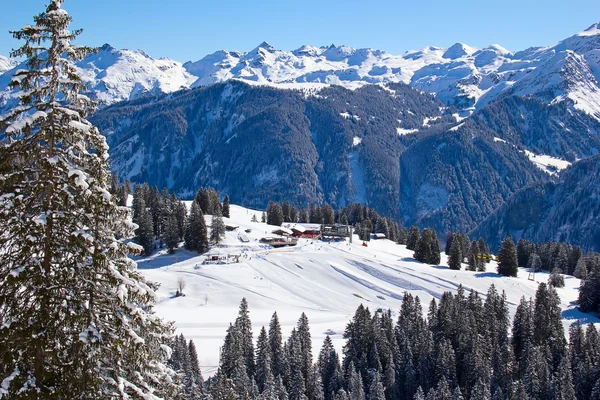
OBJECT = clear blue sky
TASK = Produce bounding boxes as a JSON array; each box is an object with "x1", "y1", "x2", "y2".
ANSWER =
[{"x1": 1, "y1": 0, "x2": 599, "y2": 62}]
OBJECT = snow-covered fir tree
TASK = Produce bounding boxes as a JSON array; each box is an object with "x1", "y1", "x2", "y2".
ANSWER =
[
  {"x1": 0, "y1": 1, "x2": 177, "y2": 397},
  {"x1": 184, "y1": 200, "x2": 209, "y2": 253},
  {"x1": 210, "y1": 206, "x2": 226, "y2": 244}
]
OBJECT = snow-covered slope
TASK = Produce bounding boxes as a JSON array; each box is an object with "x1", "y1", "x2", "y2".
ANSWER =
[
  {"x1": 0, "y1": 44, "x2": 196, "y2": 110},
  {"x1": 0, "y1": 56, "x2": 17, "y2": 75},
  {"x1": 138, "y1": 205, "x2": 596, "y2": 376},
  {"x1": 181, "y1": 22, "x2": 600, "y2": 117}
]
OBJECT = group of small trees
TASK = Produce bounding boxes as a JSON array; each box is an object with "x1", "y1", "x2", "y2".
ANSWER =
[
  {"x1": 132, "y1": 183, "x2": 188, "y2": 254},
  {"x1": 169, "y1": 334, "x2": 205, "y2": 398},
  {"x1": 210, "y1": 282, "x2": 591, "y2": 399},
  {"x1": 445, "y1": 232, "x2": 491, "y2": 272},
  {"x1": 109, "y1": 171, "x2": 132, "y2": 206},
  {"x1": 516, "y1": 239, "x2": 585, "y2": 276},
  {"x1": 413, "y1": 228, "x2": 441, "y2": 265},
  {"x1": 131, "y1": 184, "x2": 231, "y2": 255}
]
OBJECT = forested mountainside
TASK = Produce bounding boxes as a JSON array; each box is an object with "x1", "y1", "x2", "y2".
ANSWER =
[
  {"x1": 398, "y1": 126, "x2": 545, "y2": 235},
  {"x1": 472, "y1": 154, "x2": 600, "y2": 252},
  {"x1": 94, "y1": 80, "x2": 546, "y2": 234},
  {"x1": 467, "y1": 96, "x2": 600, "y2": 161}
]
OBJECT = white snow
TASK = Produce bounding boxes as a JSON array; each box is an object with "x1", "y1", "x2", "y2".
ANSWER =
[
  {"x1": 2, "y1": 24, "x2": 600, "y2": 116},
  {"x1": 136, "y1": 204, "x2": 596, "y2": 377},
  {"x1": 523, "y1": 150, "x2": 572, "y2": 175},
  {"x1": 352, "y1": 136, "x2": 362, "y2": 146},
  {"x1": 423, "y1": 116, "x2": 441, "y2": 127},
  {"x1": 396, "y1": 127, "x2": 418, "y2": 135}
]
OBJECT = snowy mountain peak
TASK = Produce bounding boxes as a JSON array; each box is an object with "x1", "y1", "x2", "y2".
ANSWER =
[
  {"x1": 579, "y1": 22, "x2": 600, "y2": 37},
  {"x1": 99, "y1": 43, "x2": 116, "y2": 51},
  {"x1": 442, "y1": 42, "x2": 478, "y2": 59},
  {"x1": 1, "y1": 21, "x2": 600, "y2": 115},
  {"x1": 0, "y1": 56, "x2": 17, "y2": 75},
  {"x1": 481, "y1": 44, "x2": 512, "y2": 55},
  {"x1": 252, "y1": 41, "x2": 276, "y2": 53},
  {"x1": 293, "y1": 44, "x2": 322, "y2": 57}
]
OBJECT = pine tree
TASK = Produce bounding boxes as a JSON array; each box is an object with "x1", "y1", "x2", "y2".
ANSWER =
[
  {"x1": 235, "y1": 298, "x2": 256, "y2": 380},
  {"x1": 185, "y1": 201, "x2": 209, "y2": 253},
  {"x1": 348, "y1": 366, "x2": 365, "y2": 400},
  {"x1": 0, "y1": 1, "x2": 177, "y2": 397},
  {"x1": 528, "y1": 253, "x2": 542, "y2": 272},
  {"x1": 135, "y1": 198, "x2": 155, "y2": 255},
  {"x1": 468, "y1": 240, "x2": 481, "y2": 271},
  {"x1": 323, "y1": 204, "x2": 335, "y2": 225},
  {"x1": 300, "y1": 207, "x2": 309, "y2": 223},
  {"x1": 296, "y1": 313, "x2": 313, "y2": 388},
  {"x1": 574, "y1": 256, "x2": 588, "y2": 280},
  {"x1": 407, "y1": 226, "x2": 420, "y2": 250},
  {"x1": 195, "y1": 187, "x2": 211, "y2": 214},
  {"x1": 549, "y1": 268, "x2": 565, "y2": 288},
  {"x1": 553, "y1": 356, "x2": 576, "y2": 400},
  {"x1": 413, "y1": 387, "x2": 425, "y2": 400},
  {"x1": 497, "y1": 236, "x2": 518, "y2": 277},
  {"x1": 414, "y1": 228, "x2": 439, "y2": 264},
  {"x1": 256, "y1": 326, "x2": 272, "y2": 392},
  {"x1": 118, "y1": 179, "x2": 131, "y2": 207},
  {"x1": 164, "y1": 213, "x2": 180, "y2": 253},
  {"x1": 398, "y1": 228, "x2": 408, "y2": 245},
  {"x1": 429, "y1": 230, "x2": 441, "y2": 264},
  {"x1": 209, "y1": 368, "x2": 238, "y2": 400},
  {"x1": 510, "y1": 381, "x2": 529, "y2": 400},
  {"x1": 188, "y1": 340, "x2": 204, "y2": 396},
  {"x1": 471, "y1": 378, "x2": 491, "y2": 400},
  {"x1": 533, "y1": 283, "x2": 567, "y2": 370},
  {"x1": 445, "y1": 232, "x2": 455, "y2": 256},
  {"x1": 211, "y1": 207, "x2": 226, "y2": 244},
  {"x1": 448, "y1": 238, "x2": 462, "y2": 270},
  {"x1": 267, "y1": 201, "x2": 284, "y2": 226},
  {"x1": 290, "y1": 204, "x2": 299, "y2": 223},
  {"x1": 269, "y1": 312, "x2": 286, "y2": 379},
  {"x1": 282, "y1": 200, "x2": 291, "y2": 223},
  {"x1": 319, "y1": 336, "x2": 342, "y2": 400},
  {"x1": 222, "y1": 194, "x2": 231, "y2": 218},
  {"x1": 368, "y1": 371, "x2": 386, "y2": 400}
]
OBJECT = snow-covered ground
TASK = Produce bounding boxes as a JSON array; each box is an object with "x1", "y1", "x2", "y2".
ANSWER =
[{"x1": 137, "y1": 204, "x2": 597, "y2": 377}]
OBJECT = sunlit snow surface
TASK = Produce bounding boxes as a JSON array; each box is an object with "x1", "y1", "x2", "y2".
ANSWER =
[{"x1": 136, "y1": 205, "x2": 597, "y2": 377}]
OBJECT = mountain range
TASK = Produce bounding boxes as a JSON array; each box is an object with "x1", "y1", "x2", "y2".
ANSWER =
[
  {"x1": 2, "y1": 22, "x2": 600, "y2": 251},
  {"x1": 1, "y1": 22, "x2": 600, "y2": 118}
]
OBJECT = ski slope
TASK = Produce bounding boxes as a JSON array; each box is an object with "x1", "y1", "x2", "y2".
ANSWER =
[{"x1": 137, "y1": 205, "x2": 596, "y2": 377}]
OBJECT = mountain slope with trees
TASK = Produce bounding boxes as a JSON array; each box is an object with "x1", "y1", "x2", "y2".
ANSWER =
[{"x1": 472, "y1": 154, "x2": 600, "y2": 252}]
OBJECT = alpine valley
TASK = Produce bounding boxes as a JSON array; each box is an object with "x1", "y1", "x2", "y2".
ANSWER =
[{"x1": 2, "y1": 22, "x2": 600, "y2": 251}]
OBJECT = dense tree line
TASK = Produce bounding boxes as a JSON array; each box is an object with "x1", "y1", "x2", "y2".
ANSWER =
[
  {"x1": 193, "y1": 282, "x2": 596, "y2": 400},
  {"x1": 514, "y1": 239, "x2": 600, "y2": 312},
  {"x1": 132, "y1": 184, "x2": 231, "y2": 255},
  {"x1": 445, "y1": 232, "x2": 491, "y2": 272},
  {"x1": 132, "y1": 183, "x2": 188, "y2": 255}
]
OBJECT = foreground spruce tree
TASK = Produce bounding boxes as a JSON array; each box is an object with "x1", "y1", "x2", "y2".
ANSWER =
[{"x1": 0, "y1": 1, "x2": 177, "y2": 397}]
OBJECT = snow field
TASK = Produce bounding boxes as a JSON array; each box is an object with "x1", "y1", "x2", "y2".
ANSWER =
[{"x1": 136, "y1": 205, "x2": 597, "y2": 377}]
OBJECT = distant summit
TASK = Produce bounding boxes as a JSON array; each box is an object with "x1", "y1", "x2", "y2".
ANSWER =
[{"x1": 2, "y1": 22, "x2": 600, "y2": 118}]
